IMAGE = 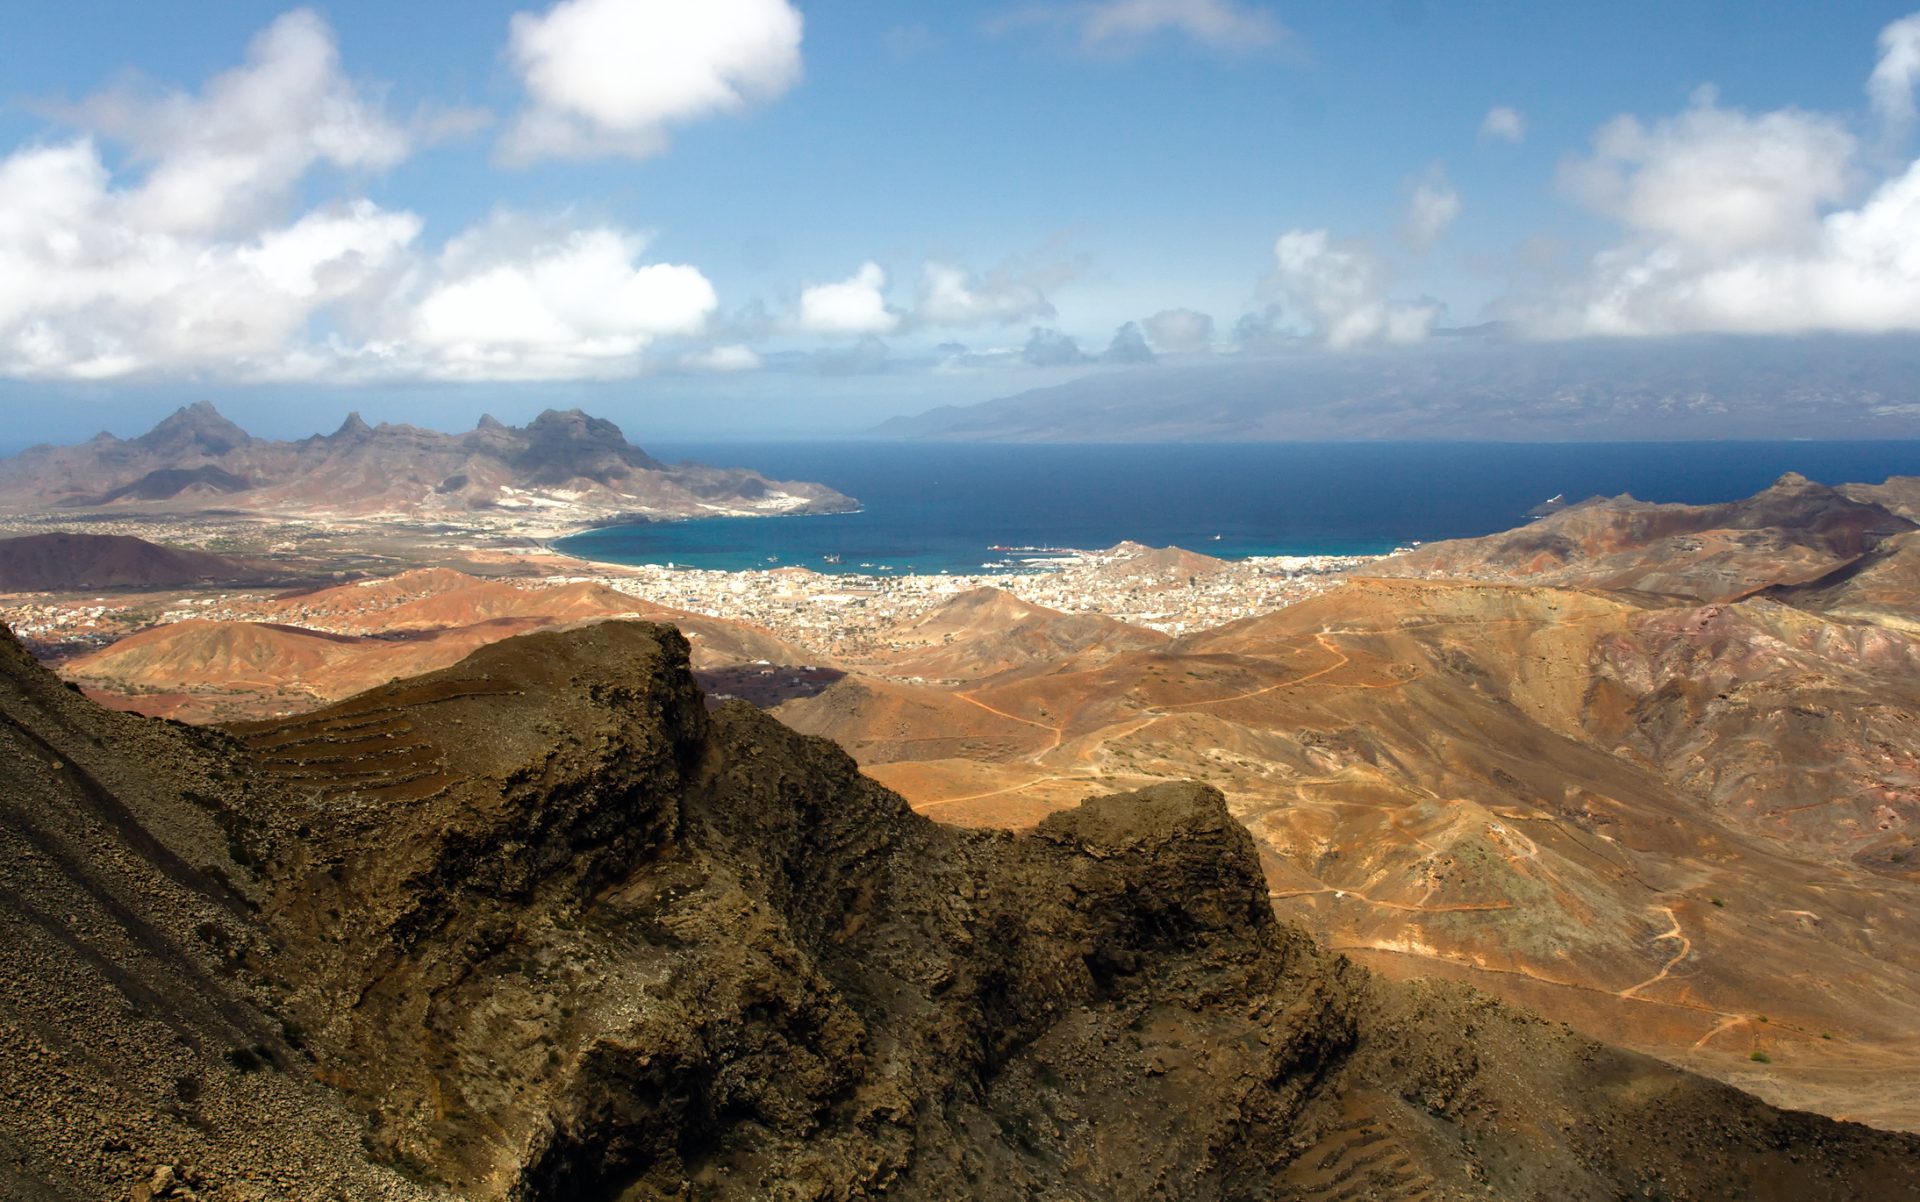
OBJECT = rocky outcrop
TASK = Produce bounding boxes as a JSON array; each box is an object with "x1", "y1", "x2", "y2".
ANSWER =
[{"x1": 3, "y1": 618, "x2": 1919, "y2": 1199}]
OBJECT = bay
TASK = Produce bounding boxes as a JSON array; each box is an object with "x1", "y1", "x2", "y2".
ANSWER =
[{"x1": 554, "y1": 441, "x2": 1920, "y2": 575}]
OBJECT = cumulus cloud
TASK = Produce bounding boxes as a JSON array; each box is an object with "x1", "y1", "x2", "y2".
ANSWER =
[
  {"x1": 394, "y1": 217, "x2": 717, "y2": 381},
  {"x1": 1142, "y1": 308, "x2": 1215, "y2": 352},
  {"x1": 1539, "y1": 153, "x2": 1920, "y2": 338},
  {"x1": 1532, "y1": 36, "x2": 1920, "y2": 339},
  {"x1": 1559, "y1": 88, "x2": 1856, "y2": 257},
  {"x1": 71, "y1": 9, "x2": 409, "y2": 236},
  {"x1": 916, "y1": 261, "x2": 1056, "y2": 326},
  {"x1": 1101, "y1": 321, "x2": 1156, "y2": 364},
  {"x1": 1870, "y1": 14, "x2": 1920, "y2": 135},
  {"x1": 1022, "y1": 327, "x2": 1089, "y2": 366},
  {"x1": 0, "y1": 12, "x2": 718, "y2": 383},
  {"x1": 1480, "y1": 105, "x2": 1525, "y2": 144},
  {"x1": 1270, "y1": 230, "x2": 1438, "y2": 349},
  {"x1": 500, "y1": 0, "x2": 804, "y2": 162},
  {"x1": 1231, "y1": 304, "x2": 1294, "y2": 352},
  {"x1": 797, "y1": 262, "x2": 900, "y2": 335},
  {"x1": 1404, "y1": 167, "x2": 1461, "y2": 248}
]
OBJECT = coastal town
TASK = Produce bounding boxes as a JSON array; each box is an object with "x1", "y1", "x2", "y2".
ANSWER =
[{"x1": 0, "y1": 534, "x2": 1378, "y2": 663}]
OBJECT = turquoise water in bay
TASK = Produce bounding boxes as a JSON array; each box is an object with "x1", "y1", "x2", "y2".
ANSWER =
[{"x1": 554, "y1": 441, "x2": 1920, "y2": 575}]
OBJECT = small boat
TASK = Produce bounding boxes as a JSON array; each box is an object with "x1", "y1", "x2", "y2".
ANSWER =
[{"x1": 822, "y1": 553, "x2": 842, "y2": 564}]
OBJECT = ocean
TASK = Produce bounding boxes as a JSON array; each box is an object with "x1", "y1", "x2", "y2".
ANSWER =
[{"x1": 554, "y1": 441, "x2": 1920, "y2": 575}]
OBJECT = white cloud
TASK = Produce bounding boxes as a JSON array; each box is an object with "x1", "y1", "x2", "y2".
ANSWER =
[
  {"x1": 395, "y1": 218, "x2": 717, "y2": 381},
  {"x1": 1076, "y1": 0, "x2": 1286, "y2": 51},
  {"x1": 680, "y1": 343, "x2": 762, "y2": 372},
  {"x1": 916, "y1": 262, "x2": 1056, "y2": 326},
  {"x1": 1141, "y1": 307, "x2": 1214, "y2": 352},
  {"x1": 1404, "y1": 167, "x2": 1461, "y2": 248},
  {"x1": 1531, "y1": 52, "x2": 1920, "y2": 339},
  {"x1": 500, "y1": 0, "x2": 803, "y2": 162},
  {"x1": 797, "y1": 262, "x2": 899, "y2": 335},
  {"x1": 1870, "y1": 14, "x2": 1920, "y2": 134},
  {"x1": 73, "y1": 9, "x2": 409, "y2": 236},
  {"x1": 1560, "y1": 90, "x2": 1856, "y2": 258},
  {"x1": 0, "y1": 12, "x2": 718, "y2": 383},
  {"x1": 1271, "y1": 230, "x2": 1437, "y2": 349},
  {"x1": 1481, "y1": 105, "x2": 1526, "y2": 144},
  {"x1": 1539, "y1": 155, "x2": 1920, "y2": 338}
]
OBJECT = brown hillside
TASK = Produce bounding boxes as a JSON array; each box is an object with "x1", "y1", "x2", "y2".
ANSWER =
[
  {"x1": 0, "y1": 532, "x2": 278, "y2": 591},
  {"x1": 780, "y1": 574, "x2": 1920, "y2": 1129},
  {"x1": 9, "y1": 617, "x2": 1920, "y2": 1199}
]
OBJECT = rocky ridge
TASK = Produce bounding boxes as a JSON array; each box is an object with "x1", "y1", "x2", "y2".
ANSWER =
[
  {"x1": 0, "y1": 403, "x2": 857, "y2": 528},
  {"x1": 3, "y1": 617, "x2": 1919, "y2": 1199}
]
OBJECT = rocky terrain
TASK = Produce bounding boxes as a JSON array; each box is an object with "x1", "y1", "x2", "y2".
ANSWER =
[
  {"x1": 1374, "y1": 473, "x2": 1915, "y2": 599},
  {"x1": 0, "y1": 403, "x2": 856, "y2": 529},
  {"x1": 776, "y1": 475, "x2": 1920, "y2": 1129},
  {"x1": 5, "y1": 617, "x2": 1919, "y2": 1201}
]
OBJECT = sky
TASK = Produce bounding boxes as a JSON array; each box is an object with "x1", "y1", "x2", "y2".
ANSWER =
[{"x1": 3, "y1": 0, "x2": 1920, "y2": 442}]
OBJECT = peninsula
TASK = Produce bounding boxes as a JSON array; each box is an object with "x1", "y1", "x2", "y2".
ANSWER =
[{"x1": 0, "y1": 403, "x2": 858, "y2": 545}]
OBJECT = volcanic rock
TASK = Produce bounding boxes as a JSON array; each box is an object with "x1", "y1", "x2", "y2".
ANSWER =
[{"x1": 3, "y1": 618, "x2": 1919, "y2": 1199}]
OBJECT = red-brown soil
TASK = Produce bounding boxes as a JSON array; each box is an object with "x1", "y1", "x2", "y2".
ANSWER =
[{"x1": 780, "y1": 515, "x2": 1920, "y2": 1130}]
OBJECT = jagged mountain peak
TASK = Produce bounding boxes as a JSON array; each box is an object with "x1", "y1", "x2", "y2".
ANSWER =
[
  {"x1": 132, "y1": 400, "x2": 253, "y2": 456},
  {"x1": 0, "y1": 406, "x2": 853, "y2": 523},
  {"x1": 331, "y1": 411, "x2": 373, "y2": 439}
]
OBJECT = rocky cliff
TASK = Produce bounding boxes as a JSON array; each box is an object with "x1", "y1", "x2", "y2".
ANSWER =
[{"x1": 2, "y1": 618, "x2": 1917, "y2": 1200}]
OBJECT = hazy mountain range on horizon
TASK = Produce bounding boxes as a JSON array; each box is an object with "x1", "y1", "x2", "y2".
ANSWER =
[
  {"x1": 877, "y1": 333, "x2": 1920, "y2": 443},
  {"x1": 0, "y1": 402, "x2": 856, "y2": 527}
]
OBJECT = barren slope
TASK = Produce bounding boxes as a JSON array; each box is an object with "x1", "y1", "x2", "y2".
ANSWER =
[
  {"x1": 1378, "y1": 472, "x2": 1915, "y2": 600},
  {"x1": 63, "y1": 570, "x2": 812, "y2": 721},
  {"x1": 780, "y1": 574, "x2": 1920, "y2": 1129},
  {"x1": 7, "y1": 617, "x2": 1918, "y2": 1200}
]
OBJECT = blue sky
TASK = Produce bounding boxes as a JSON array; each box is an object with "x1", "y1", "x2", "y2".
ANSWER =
[{"x1": 3, "y1": 0, "x2": 1919, "y2": 442}]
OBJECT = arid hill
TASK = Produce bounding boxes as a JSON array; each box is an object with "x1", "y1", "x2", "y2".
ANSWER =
[
  {"x1": 5, "y1": 618, "x2": 1918, "y2": 1200},
  {"x1": 1376, "y1": 472, "x2": 1915, "y2": 600},
  {"x1": 779, "y1": 476, "x2": 1920, "y2": 1130},
  {"x1": 0, "y1": 532, "x2": 281, "y2": 591},
  {"x1": 64, "y1": 568, "x2": 812, "y2": 722},
  {"x1": 848, "y1": 586, "x2": 1169, "y2": 681},
  {"x1": 0, "y1": 402, "x2": 856, "y2": 527}
]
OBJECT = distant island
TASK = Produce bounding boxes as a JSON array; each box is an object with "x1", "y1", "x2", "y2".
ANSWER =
[
  {"x1": 876, "y1": 334, "x2": 1920, "y2": 442},
  {"x1": 0, "y1": 403, "x2": 858, "y2": 535}
]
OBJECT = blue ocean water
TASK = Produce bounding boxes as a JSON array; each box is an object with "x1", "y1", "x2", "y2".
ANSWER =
[{"x1": 554, "y1": 441, "x2": 1920, "y2": 575}]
